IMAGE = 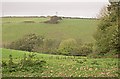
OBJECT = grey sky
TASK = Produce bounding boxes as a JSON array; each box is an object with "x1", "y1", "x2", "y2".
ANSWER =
[
  {"x1": 2, "y1": 1, "x2": 109, "y2": 18},
  {"x1": 2, "y1": 0, "x2": 109, "y2": 2}
]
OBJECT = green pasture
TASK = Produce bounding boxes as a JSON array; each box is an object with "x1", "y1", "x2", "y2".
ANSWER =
[{"x1": 2, "y1": 17, "x2": 98, "y2": 44}]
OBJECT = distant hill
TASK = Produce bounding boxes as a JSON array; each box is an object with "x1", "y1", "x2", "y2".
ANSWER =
[{"x1": 2, "y1": 17, "x2": 98, "y2": 45}]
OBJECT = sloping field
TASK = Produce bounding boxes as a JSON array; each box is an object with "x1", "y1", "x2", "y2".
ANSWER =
[
  {"x1": 2, "y1": 17, "x2": 98, "y2": 44},
  {"x1": 2, "y1": 48, "x2": 118, "y2": 77}
]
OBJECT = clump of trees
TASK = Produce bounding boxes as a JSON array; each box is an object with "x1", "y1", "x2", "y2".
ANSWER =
[
  {"x1": 93, "y1": 1, "x2": 119, "y2": 57},
  {"x1": 7, "y1": 33, "x2": 44, "y2": 52},
  {"x1": 44, "y1": 16, "x2": 62, "y2": 24},
  {"x1": 6, "y1": 34, "x2": 93, "y2": 56},
  {"x1": 57, "y1": 38, "x2": 93, "y2": 56},
  {"x1": 6, "y1": 33, "x2": 60, "y2": 54}
]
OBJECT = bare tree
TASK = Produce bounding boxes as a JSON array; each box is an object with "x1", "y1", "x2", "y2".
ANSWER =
[{"x1": 97, "y1": 5, "x2": 109, "y2": 19}]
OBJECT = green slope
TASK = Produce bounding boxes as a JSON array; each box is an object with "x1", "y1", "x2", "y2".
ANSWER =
[
  {"x1": 2, "y1": 18, "x2": 98, "y2": 44},
  {"x1": 2, "y1": 48, "x2": 118, "y2": 77}
]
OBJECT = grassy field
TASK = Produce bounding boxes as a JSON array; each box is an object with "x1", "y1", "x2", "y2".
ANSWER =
[
  {"x1": 2, "y1": 17, "x2": 119, "y2": 77},
  {"x1": 2, "y1": 48, "x2": 118, "y2": 77},
  {"x1": 2, "y1": 17, "x2": 98, "y2": 44}
]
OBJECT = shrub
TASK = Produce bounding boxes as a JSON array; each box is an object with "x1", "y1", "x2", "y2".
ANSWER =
[
  {"x1": 42, "y1": 38, "x2": 60, "y2": 54},
  {"x1": 6, "y1": 34, "x2": 61, "y2": 55},
  {"x1": 2, "y1": 53, "x2": 47, "y2": 73},
  {"x1": 7, "y1": 55, "x2": 18, "y2": 72},
  {"x1": 20, "y1": 53, "x2": 46, "y2": 73},
  {"x1": 82, "y1": 44, "x2": 93, "y2": 55},
  {"x1": 72, "y1": 43, "x2": 93, "y2": 56},
  {"x1": 58, "y1": 38, "x2": 77, "y2": 55},
  {"x1": 20, "y1": 53, "x2": 43, "y2": 67},
  {"x1": 7, "y1": 33, "x2": 44, "y2": 52},
  {"x1": 2, "y1": 61, "x2": 7, "y2": 67},
  {"x1": 57, "y1": 38, "x2": 93, "y2": 56}
]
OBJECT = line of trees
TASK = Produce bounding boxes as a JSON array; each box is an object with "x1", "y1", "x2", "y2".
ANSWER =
[
  {"x1": 93, "y1": 1, "x2": 120, "y2": 57},
  {"x1": 5, "y1": 33, "x2": 93, "y2": 56}
]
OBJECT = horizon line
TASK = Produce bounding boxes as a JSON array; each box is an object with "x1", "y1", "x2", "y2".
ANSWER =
[{"x1": 2, "y1": 15, "x2": 97, "y2": 18}]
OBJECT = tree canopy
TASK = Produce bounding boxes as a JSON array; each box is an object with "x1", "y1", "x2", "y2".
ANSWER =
[{"x1": 94, "y1": 1, "x2": 120, "y2": 55}]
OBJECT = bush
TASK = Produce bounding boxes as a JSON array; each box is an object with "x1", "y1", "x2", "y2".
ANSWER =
[
  {"x1": 75, "y1": 43, "x2": 93, "y2": 56},
  {"x1": 7, "y1": 33, "x2": 44, "y2": 52},
  {"x1": 20, "y1": 53, "x2": 46, "y2": 73},
  {"x1": 42, "y1": 38, "x2": 60, "y2": 54},
  {"x1": 58, "y1": 38, "x2": 77, "y2": 55},
  {"x1": 87, "y1": 49, "x2": 118, "y2": 58},
  {"x1": 6, "y1": 34, "x2": 61, "y2": 55},
  {"x1": 2, "y1": 54, "x2": 47, "y2": 73},
  {"x1": 57, "y1": 38, "x2": 93, "y2": 56},
  {"x1": 2, "y1": 61, "x2": 7, "y2": 67}
]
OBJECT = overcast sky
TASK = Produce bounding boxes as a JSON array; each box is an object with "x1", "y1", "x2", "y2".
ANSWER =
[{"x1": 2, "y1": 0, "x2": 109, "y2": 18}]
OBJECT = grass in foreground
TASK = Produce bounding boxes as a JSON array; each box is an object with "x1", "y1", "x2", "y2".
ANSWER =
[{"x1": 2, "y1": 48, "x2": 118, "y2": 77}]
